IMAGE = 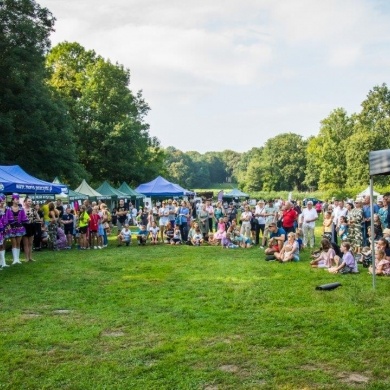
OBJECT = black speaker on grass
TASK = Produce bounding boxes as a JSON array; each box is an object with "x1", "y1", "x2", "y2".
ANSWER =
[{"x1": 315, "y1": 282, "x2": 342, "y2": 291}]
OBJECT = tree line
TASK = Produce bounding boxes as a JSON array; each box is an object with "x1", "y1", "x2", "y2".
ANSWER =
[{"x1": 1, "y1": 0, "x2": 390, "y2": 193}]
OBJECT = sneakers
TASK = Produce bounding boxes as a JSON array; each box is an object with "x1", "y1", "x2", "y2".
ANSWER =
[
  {"x1": 94, "y1": 246, "x2": 98, "y2": 249},
  {"x1": 97, "y1": 246, "x2": 102, "y2": 249}
]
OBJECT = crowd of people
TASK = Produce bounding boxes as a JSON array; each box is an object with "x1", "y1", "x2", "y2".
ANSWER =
[{"x1": 1, "y1": 192, "x2": 390, "y2": 275}]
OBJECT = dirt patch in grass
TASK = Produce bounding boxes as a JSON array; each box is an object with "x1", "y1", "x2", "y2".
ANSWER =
[
  {"x1": 338, "y1": 372, "x2": 370, "y2": 384},
  {"x1": 204, "y1": 385, "x2": 219, "y2": 390},
  {"x1": 101, "y1": 330, "x2": 125, "y2": 337},
  {"x1": 21, "y1": 312, "x2": 41, "y2": 318},
  {"x1": 53, "y1": 309, "x2": 72, "y2": 314},
  {"x1": 219, "y1": 364, "x2": 239, "y2": 373}
]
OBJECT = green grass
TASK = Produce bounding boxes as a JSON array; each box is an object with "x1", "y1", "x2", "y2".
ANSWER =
[{"x1": 1, "y1": 228, "x2": 390, "y2": 389}]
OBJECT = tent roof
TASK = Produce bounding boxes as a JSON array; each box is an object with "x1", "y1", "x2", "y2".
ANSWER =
[
  {"x1": 75, "y1": 179, "x2": 103, "y2": 197},
  {"x1": 357, "y1": 186, "x2": 380, "y2": 197},
  {"x1": 135, "y1": 176, "x2": 192, "y2": 197},
  {"x1": 68, "y1": 189, "x2": 89, "y2": 200},
  {"x1": 0, "y1": 165, "x2": 66, "y2": 194},
  {"x1": 117, "y1": 182, "x2": 144, "y2": 198},
  {"x1": 223, "y1": 188, "x2": 250, "y2": 198},
  {"x1": 96, "y1": 181, "x2": 127, "y2": 198}
]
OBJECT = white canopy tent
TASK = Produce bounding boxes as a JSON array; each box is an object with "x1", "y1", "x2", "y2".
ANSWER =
[{"x1": 357, "y1": 186, "x2": 381, "y2": 197}]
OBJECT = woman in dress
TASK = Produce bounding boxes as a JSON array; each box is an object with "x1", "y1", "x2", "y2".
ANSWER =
[
  {"x1": 4, "y1": 193, "x2": 28, "y2": 264},
  {"x1": 0, "y1": 194, "x2": 8, "y2": 268},
  {"x1": 198, "y1": 203, "x2": 209, "y2": 239},
  {"x1": 23, "y1": 197, "x2": 40, "y2": 262},
  {"x1": 347, "y1": 200, "x2": 363, "y2": 254},
  {"x1": 47, "y1": 202, "x2": 60, "y2": 250}
]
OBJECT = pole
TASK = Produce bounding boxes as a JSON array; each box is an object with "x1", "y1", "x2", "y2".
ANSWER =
[{"x1": 370, "y1": 177, "x2": 376, "y2": 289}]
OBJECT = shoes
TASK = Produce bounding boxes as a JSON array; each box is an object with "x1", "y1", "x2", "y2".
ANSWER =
[
  {"x1": 12, "y1": 260, "x2": 22, "y2": 265},
  {"x1": 2, "y1": 264, "x2": 10, "y2": 268},
  {"x1": 28, "y1": 258, "x2": 36, "y2": 262},
  {"x1": 260, "y1": 246, "x2": 264, "y2": 249},
  {"x1": 103, "y1": 245, "x2": 108, "y2": 248},
  {"x1": 97, "y1": 246, "x2": 102, "y2": 249},
  {"x1": 94, "y1": 246, "x2": 97, "y2": 249}
]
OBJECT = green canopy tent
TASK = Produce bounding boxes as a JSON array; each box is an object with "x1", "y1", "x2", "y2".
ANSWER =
[
  {"x1": 75, "y1": 179, "x2": 110, "y2": 202},
  {"x1": 223, "y1": 188, "x2": 250, "y2": 199},
  {"x1": 96, "y1": 181, "x2": 127, "y2": 207},
  {"x1": 117, "y1": 182, "x2": 144, "y2": 208}
]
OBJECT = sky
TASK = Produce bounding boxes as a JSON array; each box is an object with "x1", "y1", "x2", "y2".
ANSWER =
[{"x1": 38, "y1": 0, "x2": 390, "y2": 153}]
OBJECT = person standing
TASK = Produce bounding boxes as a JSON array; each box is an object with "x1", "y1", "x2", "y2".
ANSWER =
[
  {"x1": 0, "y1": 194, "x2": 8, "y2": 268},
  {"x1": 282, "y1": 201, "x2": 298, "y2": 235},
  {"x1": 23, "y1": 197, "x2": 39, "y2": 262},
  {"x1": 116, "y1": 199, "x2": 128, "y2": 232},
  {"x1": 4, "y1": 194, "x2": 29, "y2": 264},
  {"x1": 255, "y1": 200, "x2": 266, "y2": 246},
  {"x1": 299, "y1": 201, "x2": 318, "y2": 249}
]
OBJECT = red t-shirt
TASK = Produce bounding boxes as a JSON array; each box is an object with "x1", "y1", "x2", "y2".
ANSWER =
[
  {"x1": 282, "y1": 209, "x2": 297, "y2": 228},
  {"x1": 89, "y1": 214, "x2": 100, "y2": 232}
]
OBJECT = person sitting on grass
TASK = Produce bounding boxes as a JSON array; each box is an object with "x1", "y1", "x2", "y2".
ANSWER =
[
  {"x1": 369, "y1": 249, "x2": 390, "y2": 276},
  {"x1": 274, "y1": 232, "x2": 300, "y2": 262},
  {"x1": 310, "y1": 238, "x2": 339, "y2": 268},
  {"x1": 230, "y1": 219, "x2": 251, "y2": 248},
  {"x1": 328, "y1": 242, "x2": 358, "y2": 274},
  {"x1": 264, "y1": 222, "x2": 286, "y2": 256},
  {"x1": 56, "y1": 226, "x2": 68, "y2": 250},
  {"x1": 164, "y1": 221, "x2": 174, "y2": 243},
  {"x1": 137, "y1": 225, "x2": 149, "y2": 245},
  {"x1": 149, "y1": 221, "x2": 159, "y2": 245},
  {"x1": 191, "y1": 227, "x2": 204, "y2": 246},
  {"x1": 171, "y1": 226, "x2": 182, "y2": 245},
  {"x1": 221, "y1": 227, "x2": 239, "y2": 249},
  {"x1": 117, "y1": 224, "x2": 132, "y2": 246}
]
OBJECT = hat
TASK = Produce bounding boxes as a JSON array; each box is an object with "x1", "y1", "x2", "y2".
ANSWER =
[
  {"x1": 355, "y1": 197, "x2": 363, "y2": 203},
  {"x1": 258, "y1": 200, "x2": 265, "y2": 203},
  {"x1": 377, "y1": 195, "x2": 384, "y2": 202},
  {"x1": 383, "y1": 228, "x2": 390, "y2": 236},
  {"x1": 0, "y1": 194, "x2": 5, "y2": 202},
  {"x1": 11, "y1": 193, "x2": 19, "y2": 200}
]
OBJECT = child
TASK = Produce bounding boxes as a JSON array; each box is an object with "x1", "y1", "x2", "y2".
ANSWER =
[
  {"x1": 338, "y1": 216, "x2": 348, "y2": 241},
  {"x1": 221, "y1": 228, "x2": 239, "y2": 249},
  {"x1": 295, "y1": 229, "x2": 303, "y2": 250},
  {"x1": 310, "y1": 239, "x2": 338, "y2": 268},
  {"x1": 213, "y1": 217, "x2": 226, "y2": 240},
  {"x1": 164, "y1": 222, "x2": 174, "y2": 243},
  {"x1": 56, "y1": 226, "x2": 68, "y2": 250},
  {"x1": 373, "y1": 214, "x2": 383, "y2": 240},
  {"x1": 89, "y1": 207, "x2": 101, "y2": 249},
  {"x1": 117, "y1": 224, "x2": 132, "y2": 246},
  {"x1": 191, "y1": 227, "x2": 204, "y2": 246},
  {"x1": 329, "y1": 242, "x2": 358, "y2": 274},
  {"x1": 149, "y1": 221, "x2": 160, "y2": 244},
  {"x1": 137, "y1": 225, "x2": 149, "y2": 245},
  {"x1": 171, "y1": 226, "x2": 182, "y2": 245},
  {"x1": 369, "y1": 249, "x2": 390, "y2": 275},
  {"x1": 323, "y1": 211, "x2": 332, "y2": 242}
]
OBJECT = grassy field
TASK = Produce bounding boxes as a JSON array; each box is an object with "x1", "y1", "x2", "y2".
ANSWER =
[{"x1": 1, "y1": 225, "x2": 390, "y2": 389}]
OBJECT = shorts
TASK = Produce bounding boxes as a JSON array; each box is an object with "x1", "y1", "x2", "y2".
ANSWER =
[
  {"x1": 64, "y1": 226, "x2": 73, "y2": 236},
  {"x1": 24, "y1": 224, "x2": 35, "y2": 238},
  {"x1": 79, "y1": 226, "x2": 88, "y2": 234}
]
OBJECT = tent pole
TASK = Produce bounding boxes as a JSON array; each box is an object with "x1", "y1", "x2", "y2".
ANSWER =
[{"x1": 370, "y1": 176, "x2": 376, "y2": 289}]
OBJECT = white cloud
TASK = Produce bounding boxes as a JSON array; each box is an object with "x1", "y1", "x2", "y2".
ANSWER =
[{"x1": 39, "y1": 0, "x2": 390, "y2": 152}]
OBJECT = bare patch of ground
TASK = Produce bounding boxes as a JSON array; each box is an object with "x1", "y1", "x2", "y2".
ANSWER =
[
  {"x1": 101, "y1": 330, "x2": 125, "y2": 337},
  {"x1": 339, "y1": 372, "x2": 370, "y2": 384}
]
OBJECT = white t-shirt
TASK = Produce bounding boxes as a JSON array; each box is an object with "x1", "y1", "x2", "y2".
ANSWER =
[
  {"x1": 149, "y1": 226, "x2": 160, "y2": 236},
  {"x1": 120, "y1": 228, "x2": 131, "y2": 241},
  {"x1": 301, "y1": 207, "x2": 318, "y2": 228}
]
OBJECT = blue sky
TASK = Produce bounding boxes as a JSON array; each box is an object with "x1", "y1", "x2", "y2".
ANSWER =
[{"x1": 39, "y1": 0, "x2": 390, "y2": 153}]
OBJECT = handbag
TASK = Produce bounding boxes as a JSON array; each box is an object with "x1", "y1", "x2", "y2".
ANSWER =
[{"x1": 175, "y1": 215, "x2": 182, "y2": 226}]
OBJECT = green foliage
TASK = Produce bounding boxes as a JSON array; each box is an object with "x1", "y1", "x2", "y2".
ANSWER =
[
  {"x1": 46, "y1": 42, "x2": 164, "y2": 185},
  {"x1": 0, "y1": 0, "x2": 85, "y2": 183}
]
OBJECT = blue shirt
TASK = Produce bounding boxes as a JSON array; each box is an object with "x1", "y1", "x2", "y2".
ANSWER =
[{"x1": 270, "y1": 227, "x2": 286, "y2": 240}]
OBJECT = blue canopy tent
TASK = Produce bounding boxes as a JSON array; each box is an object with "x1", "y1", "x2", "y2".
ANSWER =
[
  {"x1": 135, "y1": 176, "x2": 193, "y2": 197},
  {"x1": 0, "y1": 165, "x2": 66, "y2": 194}
]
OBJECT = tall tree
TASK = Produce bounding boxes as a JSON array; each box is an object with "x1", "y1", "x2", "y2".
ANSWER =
[
  {"x1": 0, "y1": 0, "x2": 84, "y2": 182},
  {"x1": 46, "y1": 42, "x2": 163, "y2": 185}
]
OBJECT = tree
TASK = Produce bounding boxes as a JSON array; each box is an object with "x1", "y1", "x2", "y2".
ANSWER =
[
  {"x1": 305, "y1": 108, "x2": 353, "y2": 190},
  {"x1": 0, "y1": 0, "x2": 84, "y2": 182},
  {"x1": 46, "y1": 42, "x2": 163, "y2": 184}
]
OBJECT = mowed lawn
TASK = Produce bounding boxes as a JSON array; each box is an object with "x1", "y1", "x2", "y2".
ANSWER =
[{"x1": 1, "y1": 230, "x2": 390, "y2": 389}]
